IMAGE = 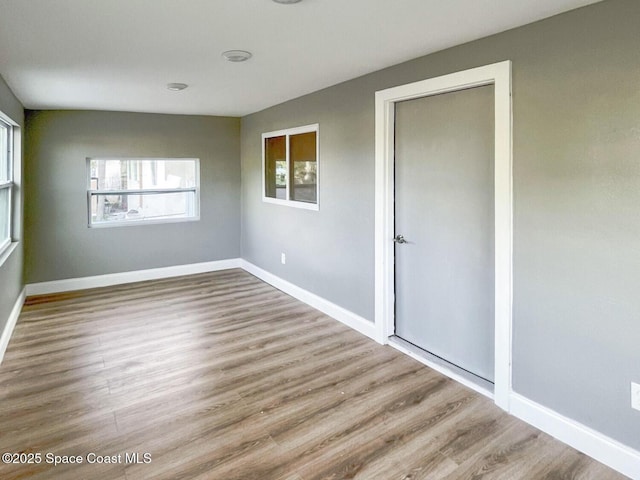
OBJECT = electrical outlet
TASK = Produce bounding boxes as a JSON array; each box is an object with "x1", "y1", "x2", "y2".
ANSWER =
[
  {"x1": 632, "y1": 382, "x2": 640, "y2": 411},
  {"x1": 281, "y1": 253, "x2": 286, "y2": 265}
]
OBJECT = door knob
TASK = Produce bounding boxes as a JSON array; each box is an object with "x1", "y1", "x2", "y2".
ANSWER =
[{"x1": 393, "y1": 234, "x2": 408, "y2": 244}]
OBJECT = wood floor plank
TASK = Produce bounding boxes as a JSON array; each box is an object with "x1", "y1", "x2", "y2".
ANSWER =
[{"x1": 0, "y1": 269, "x2": 628, "y2": 479}]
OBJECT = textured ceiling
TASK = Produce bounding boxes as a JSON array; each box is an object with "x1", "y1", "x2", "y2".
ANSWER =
[{"x1": 0, "y1": 0, "x2": 601, "y2": 116}]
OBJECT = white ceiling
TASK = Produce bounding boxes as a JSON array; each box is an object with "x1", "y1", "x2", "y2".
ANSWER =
[{"x1": 0, "y1": 0, "x2": 601, "y2": 117}]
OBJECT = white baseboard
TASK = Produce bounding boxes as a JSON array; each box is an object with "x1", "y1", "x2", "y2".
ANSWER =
[
  {"x1": 0, "y1": 287, "x2": 25, "y2": 365},
  {"x1": 25, "y1": 258, "x2": 242, "y2": 296},
  {"x1": 510, "y1": 392, "x2": 640, "y2": 479},
  {"x1": 241, "y1": 260, "x2": 379, "y2": 343}
]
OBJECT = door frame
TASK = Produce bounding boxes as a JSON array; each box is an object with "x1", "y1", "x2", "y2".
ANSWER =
[{"x1": 374, "y1": 61, "x2": 513, "y2": 410}]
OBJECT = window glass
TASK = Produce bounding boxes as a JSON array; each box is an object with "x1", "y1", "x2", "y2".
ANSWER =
[
  {"x1": 0, "y1": 123, "x2": 7, "y2": 182},
  {"x1": 0, "y1": 187, "x2": 8, "y2": 245},
  {"x1": 262, "y1": 125, "x2": 318, "y2": 209},
  {"x1": 88, "y1": 158, "x2": 199, "y2": 227},
  {"x1": 264, "y1": 136, "x2": 286, "y2": 200},
  {"x1": 0, "y1": 119, "x2": 11, "y2": 251},
  {"x1": 290, "y1": 131, "x2": 317, "y2": 204},
  {"x1": 89, "y1": 159, "x2": 197, "y2": 191}
]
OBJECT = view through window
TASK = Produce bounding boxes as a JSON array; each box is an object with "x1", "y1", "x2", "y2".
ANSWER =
[
  {"x1": 263, "y1": 124, "x2": 318, "y2": 210},
  {"x1": 88, "y1": 158, "x2": 199, "y2": 227},
  {"x1": 0, "y1": 117, "x2": 13, "y2": 253}
]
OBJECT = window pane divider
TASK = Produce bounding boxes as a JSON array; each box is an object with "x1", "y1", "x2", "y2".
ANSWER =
[
  {"x1": 89, "y1": 187, "x2": 196, "y2": 195},
  {"x1": 285, "y1": 134, "x2": 291, "y2": 201},
  {"x1": 0, "y1": 181, "x2": 12, "y2": 189}
]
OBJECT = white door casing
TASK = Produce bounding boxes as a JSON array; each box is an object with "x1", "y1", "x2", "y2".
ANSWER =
[{"x1": 374, "y1": 61, "x2": 513, "y2": 410}]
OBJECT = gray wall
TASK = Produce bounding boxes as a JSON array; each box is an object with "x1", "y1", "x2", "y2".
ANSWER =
[
  {"x1": 0, "y1": 75, "x2": 24, "y2": 336},
  {"x1": 25, "y1": 111, "x2": 240, "y2": 282},
  {"x1": 241, "y1": 0, "x2": 640, "y2": 450}
]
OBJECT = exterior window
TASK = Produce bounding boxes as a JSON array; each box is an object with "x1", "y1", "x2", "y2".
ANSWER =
[
  {"x1": 0, "y1": 117, "x2": 13, "y2": 254},
  {"x1": 87, "y1": 158, "x2": 199, "y2": 227},
  {"x1": 263, "y1": 124, "x2": 319, "y2": 210}
]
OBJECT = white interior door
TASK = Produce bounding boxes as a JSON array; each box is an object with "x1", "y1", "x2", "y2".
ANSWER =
[{"x1": 394, "y1": 85, "x2": 495, "y2": 383}]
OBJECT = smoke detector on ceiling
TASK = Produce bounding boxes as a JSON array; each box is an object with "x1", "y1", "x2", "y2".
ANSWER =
[
  {"x1": 166, "y1": 83, "x2": 188, "y2": 91},
  {"x1": 222, "y1": 50, "x2": 253, "y2": 62}
]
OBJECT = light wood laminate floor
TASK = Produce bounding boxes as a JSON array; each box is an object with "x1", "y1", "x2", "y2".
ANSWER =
[{"x1": 0, "y1": 269, "x2": 628, "y2": 479}]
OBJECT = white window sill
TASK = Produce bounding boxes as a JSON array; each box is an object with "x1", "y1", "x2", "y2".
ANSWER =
[
  {"x1": 0, "y1": 241, "x2": 18, "y2": 269},
  {"x1": 88, "y1": 216, "x2": 200, "y2": 229},
  {"x1": 262, "y1": 197, "x2": 319, "y2": 211}
]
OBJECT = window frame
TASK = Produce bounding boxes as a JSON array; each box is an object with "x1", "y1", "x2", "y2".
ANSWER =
[
  {"x1": 261, "y1": 123, "x2": 319, "y2": 211},
  {"x1": 86, "y1": 157, "x2": 201, "y2": 228},
  {"x1": 0, "y1": 115, "x2": 14, "y2": 256}
]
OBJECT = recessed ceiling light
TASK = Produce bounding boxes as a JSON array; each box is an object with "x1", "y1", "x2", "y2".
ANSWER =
[
  {"x1": 166, "y1": 83, "x2": 188, "y2": 91},
  {"x1": 272, "y1": 0, "x2": 302, "y2": 3},
  {"x1": 221, "y1": 50, "x2": 253, "y2": 62}
]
